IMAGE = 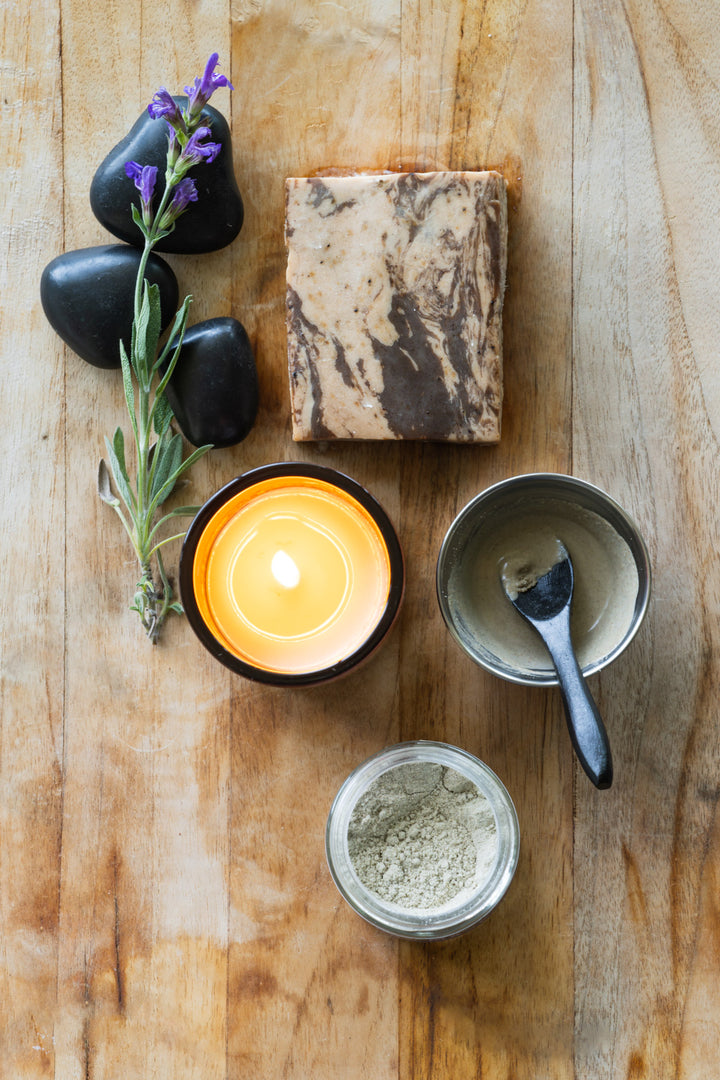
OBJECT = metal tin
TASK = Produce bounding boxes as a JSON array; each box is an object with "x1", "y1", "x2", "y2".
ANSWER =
[{"x1": 436, "y1": 472, "x2": 651, "y2": 686}]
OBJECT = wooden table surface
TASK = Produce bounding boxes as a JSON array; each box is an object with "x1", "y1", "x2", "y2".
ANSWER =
[{"x1": 3, "y1": 1, "x2": 720, "y2": 1076}]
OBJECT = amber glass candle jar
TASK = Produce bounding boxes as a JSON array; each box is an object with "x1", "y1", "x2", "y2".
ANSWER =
[{"x1": 180, "y1": 463, "x2": 404, "y2": 686}]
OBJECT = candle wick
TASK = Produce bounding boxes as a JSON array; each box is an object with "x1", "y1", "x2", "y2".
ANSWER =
[{"x1": 271, "y1": 550, "x2": 301, "y2": 589}]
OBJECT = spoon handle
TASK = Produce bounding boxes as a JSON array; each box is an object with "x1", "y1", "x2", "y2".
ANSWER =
[{"x1": 537, "y1": 613, "x2": 613, "y2": 790}]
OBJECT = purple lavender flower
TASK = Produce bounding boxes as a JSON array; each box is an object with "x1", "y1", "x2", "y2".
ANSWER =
[
  {"x1": 165, "y1": 128, "x2": 182, "y2": 171},
  {"x1": 180, "y1": 126, "x2": 222, "y2": 168},
  {"x1": 125, "y1": 161, "x2": 158, "y2": 209},
  {"x1": 170, "y1": 177, "x2": 199, "y2": 212},
  {"x1": 148, "y1": 87, "x2": 185, "y2": 129},
  {"x1": 157, "y1": 177, "x2": 199, "y2": 231},
  {"x1": 126, "y1": 56, "x2": 232, "y2": 241},
  {"x1": 185, "y1": 53, "x2": 233, "y2": 120}
]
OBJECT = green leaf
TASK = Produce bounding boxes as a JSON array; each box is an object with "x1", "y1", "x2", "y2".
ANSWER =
[
  {"x1": 133, "y1": 292, "x2": 150, "y2": 382},
  {"x1": 112, "y1": 426, "x2": 127, "y2": 477},
  {"x1": 97, "y1": 459, "x2": 119, "y2": 506},
  {"x1": 104, "y1": 434, "x2": 136, "y2": 514},
  {"x1": 98, "y1": 460, "x2": 136, "y2": 547},
  {"x1": 149, "y1": 531, "x2": 190, "y2": 556},
  {"x1": 147, "y1": 504, "x2": 201, "y2": 544},
  {"x1": 157, "y1": 504, "x2": 200, "y2": 520},
  {"x1": 153, "y1": 295, "x2": 193, "y2": 376},
  {"x1": 150, "y1": 431, "x2": 183, "y2": 505},
  {"x1": 143, "y1": 281, "x2": 162, "y2": 368},
  {"x1": 184, "y1": 441, "x2": 212, "y2": 462},
  {"x1": 153, "y1": 391, "x2": 174, "y2": 438},
  {"x1": 147, "y1": 443, "x2": 212, "y2": 518},
  {"x1": 173, "y1": 442, "x2": 213, "y2": 475},
  {"x1": 130, "y1": 203, "x2": 150, "y2": 240},
  {"x1": 119, "y1": 340, "x2": 138, "y2": 436},
  {"x1": 134, "y1": 280, "x2": 162, "y2": 387},
  {"x1": 151, "y1": 227, "x2": 174, "y2": 243}
]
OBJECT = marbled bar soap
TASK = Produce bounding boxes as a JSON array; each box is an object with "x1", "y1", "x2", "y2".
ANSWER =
[{"x1": 285, "y1": 171, "x2": 507, "y2": 442}]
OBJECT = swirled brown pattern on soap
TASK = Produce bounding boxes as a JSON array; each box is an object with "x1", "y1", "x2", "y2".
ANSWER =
[{"x1": 285, "y1": 171, "x2": 507, "y2": 442}]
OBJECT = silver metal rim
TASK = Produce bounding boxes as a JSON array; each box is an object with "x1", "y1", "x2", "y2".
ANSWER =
[{"x1": 436, "y1": 473, "x2": 652, "y2": 687}]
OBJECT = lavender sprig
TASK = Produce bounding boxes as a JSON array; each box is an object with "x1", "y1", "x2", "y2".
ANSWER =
[{"x1": 98, "y1": 55, "x2": 232, "y2": 643}]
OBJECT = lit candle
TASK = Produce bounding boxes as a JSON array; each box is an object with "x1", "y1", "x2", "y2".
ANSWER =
[{"x1": 180, "y1": 464, "x2": 404, "y2": 685}]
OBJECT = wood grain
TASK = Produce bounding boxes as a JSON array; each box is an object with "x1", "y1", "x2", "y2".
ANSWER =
[
  {"x1": 55, "y1": 4, "x2": 234, "y2": 1077},
  {"x1": 573, "y1": 2, "x2": 720, "y2": 1075},
  {"x1": 0, "y1": 2, "x2": 65, "y2": 1076},
  {"x1": 2, "y1": 0, "x2": 720, "y2": 1076}
]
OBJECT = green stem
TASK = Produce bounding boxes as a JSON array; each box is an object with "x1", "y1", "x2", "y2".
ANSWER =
[
  {"x1": 132, "y1": 180, "x2": 175, "y2": 322},
  {"x1": 149, "y1": 531, "x2": 189, "y2": 558},
  {"x1": 123, "y1": 232, "x2": 178, "y2": 641},
  {"x1": 156, "y1": 550, "x2": 178, "y2": 626},
  {"x1": 103, "y1": 130, "x2": 212, "y2": 643}
]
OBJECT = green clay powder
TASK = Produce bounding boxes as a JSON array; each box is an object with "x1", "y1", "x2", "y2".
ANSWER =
[{"x1": 347, "y1": 761, "x2": 499, "y2": 910}]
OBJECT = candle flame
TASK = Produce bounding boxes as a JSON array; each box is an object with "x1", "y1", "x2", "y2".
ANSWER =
[{"x1": 271, "y1": 549, "x2": 301, "y2": 589}]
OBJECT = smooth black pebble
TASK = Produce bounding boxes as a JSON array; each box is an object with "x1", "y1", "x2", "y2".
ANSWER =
[
  {"x1": 89, "y1": 100, "x2": 243, "y2": 254},
  {"x1": 164, "y1": 317, "x2": 259, "y2": 448},
  {"x1": 40, "y1": 244, "x2": 179, "y2": 369}
]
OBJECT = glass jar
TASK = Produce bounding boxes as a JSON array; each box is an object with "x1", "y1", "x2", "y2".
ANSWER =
[
  {"x1": 179, "y1": 462, "x2": 404, "y2": 686},
  {"x1": 325, "y1": 741, "x2": 520, "y2": 940}
]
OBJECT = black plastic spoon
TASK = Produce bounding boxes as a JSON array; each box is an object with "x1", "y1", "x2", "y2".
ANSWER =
[{"x1": 501, "y1": 545, "x2": 613, "y2": 790}]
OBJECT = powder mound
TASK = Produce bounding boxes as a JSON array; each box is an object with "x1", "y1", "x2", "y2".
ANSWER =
[
  {"x1": 350, "y1": 803, "x2": 477, "y2": 908},
  {"x1": 347, "y1": 762, "x2": 498, "y2": 911}
]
